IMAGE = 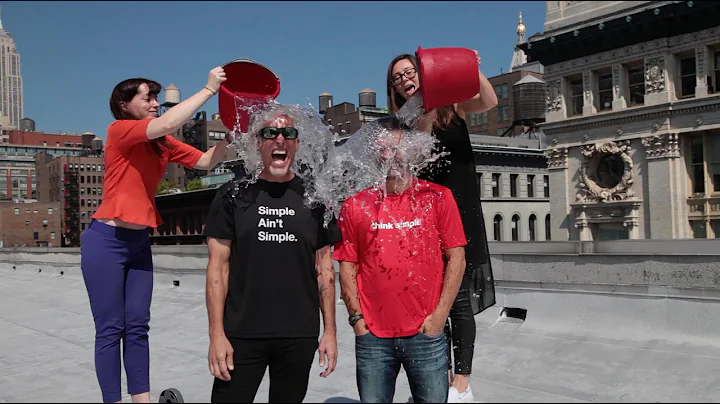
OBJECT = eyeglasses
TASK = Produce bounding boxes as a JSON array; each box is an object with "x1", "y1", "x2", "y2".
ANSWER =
[
  {"x1": 390, "y1": 68, "x2": 417, "y2": 86},
  {"x1": 259, "y1": 127, "x2": 299, "y2": 139}
]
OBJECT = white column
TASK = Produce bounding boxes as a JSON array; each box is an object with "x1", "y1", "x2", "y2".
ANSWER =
[
  {"x1": 583, "y1": 70, "x2": 597, "y2": 116},
  {"x1": 612, "y1": 63, "x2": 628, "y2": 110},
  {"x1": 695, "y1": 46, "x2": 710, "y2": 98}
]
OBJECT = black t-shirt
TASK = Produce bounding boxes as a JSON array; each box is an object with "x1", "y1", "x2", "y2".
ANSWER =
[{"x1": 203, "y1": 176, "x2": 341, "y2": 339}]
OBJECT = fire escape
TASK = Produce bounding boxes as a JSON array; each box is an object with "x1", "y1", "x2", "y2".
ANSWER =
[{"x1": 63, "y1": 164, "x2": 81, "y2": 247}]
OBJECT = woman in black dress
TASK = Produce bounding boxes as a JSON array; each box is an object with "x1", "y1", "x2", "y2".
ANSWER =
[{"x1": 385, "y1": 52, "x2": 497, "y2": 403}]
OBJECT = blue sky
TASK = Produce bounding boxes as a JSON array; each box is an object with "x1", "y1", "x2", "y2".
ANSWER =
[{"x1": 3, "y1": 1, "x2": 545, "y2": 138}]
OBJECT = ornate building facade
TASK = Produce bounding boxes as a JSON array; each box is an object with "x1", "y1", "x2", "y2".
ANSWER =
[{"x1": 520, "y1": 0, "x2": 720, "y2": 240}]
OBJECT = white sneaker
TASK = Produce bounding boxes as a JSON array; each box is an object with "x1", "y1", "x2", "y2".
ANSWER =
[{"x1": 448, "y1": 385, "x2": 474, "y2": 403}]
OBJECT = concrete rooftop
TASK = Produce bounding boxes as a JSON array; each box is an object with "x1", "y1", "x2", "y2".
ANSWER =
[{"x1": 2, "y1": 241, "x2": 720, "y2": 402}]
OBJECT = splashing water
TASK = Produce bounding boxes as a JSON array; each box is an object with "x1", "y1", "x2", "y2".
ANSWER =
[{"x1": 223, "y1": 93, "x2": 445, "y2": 227}]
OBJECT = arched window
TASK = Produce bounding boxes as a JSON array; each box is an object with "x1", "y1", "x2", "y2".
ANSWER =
[
  {"x1": 545, "y1": 214, "x2": 551, "y2": 241},
  {"x1": 511, "y1": 214, "x2": 520, "y2": 241},
  {"x1": 529, "y1": 214, "x2": 537, "y2": 241},
  {"x1": 493, "y1": 215, "x2": 503, "y2": 241}
]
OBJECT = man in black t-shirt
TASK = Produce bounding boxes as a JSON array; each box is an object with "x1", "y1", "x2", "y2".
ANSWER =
[{"x1": 203, "y1": 109, "x2": 341, "y2": 403}]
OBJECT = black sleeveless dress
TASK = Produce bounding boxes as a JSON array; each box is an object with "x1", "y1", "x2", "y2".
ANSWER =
[{"x1": 417, "y1": 109, "x2": 496, "y2": 315}]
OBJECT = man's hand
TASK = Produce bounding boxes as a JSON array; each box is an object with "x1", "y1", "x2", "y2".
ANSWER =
[
  {"x1": 208, "y1": 334, "x2": 234, "y2": 381},
  {"x1": 318, "y1": 332, "x2": 337, "y2": 378},
  {"x1": 419, "y1": 312, "x2": 446, "y2": 337},
  {"x1": 353, "y1": 318, "x2": 370, "y2": 337}
]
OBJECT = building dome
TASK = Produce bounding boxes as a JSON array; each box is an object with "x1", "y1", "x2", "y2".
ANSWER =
[{"x1": 517, "y1": 11, "x2": 526, "y2": 33}]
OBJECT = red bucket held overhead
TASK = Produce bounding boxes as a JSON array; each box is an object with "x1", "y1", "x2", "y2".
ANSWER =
[
  {"x1": 218, "y1": 58, "x2": 281, "y2": 133},
  {"x1": 415, "y1": 46, "x2": 479, "y2": 110}
]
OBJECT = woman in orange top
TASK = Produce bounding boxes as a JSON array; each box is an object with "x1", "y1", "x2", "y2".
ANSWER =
[{"x1": 81, "y1": 67, "x2": 230, "y2": 403}]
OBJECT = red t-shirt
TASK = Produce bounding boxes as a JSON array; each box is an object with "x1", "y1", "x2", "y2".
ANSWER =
[
  {"x1": 333, "y1": 179, "x2": 467, "y2": 338},
  {"x1": 93, "y1": 118, "x2": 204, "y2": 228}
]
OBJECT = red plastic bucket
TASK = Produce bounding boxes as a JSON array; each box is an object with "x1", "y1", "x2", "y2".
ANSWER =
[
  {"x1": 415, "y1": 46, "x2": 479, "y2": 110},
  {"x1": 218, "y1": 58, "x2": 281, "y2": 132}
]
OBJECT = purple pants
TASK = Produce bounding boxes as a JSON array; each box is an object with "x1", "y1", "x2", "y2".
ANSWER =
[{"x1": 81, "y1": 220, "x2": 153, "y2": 403}]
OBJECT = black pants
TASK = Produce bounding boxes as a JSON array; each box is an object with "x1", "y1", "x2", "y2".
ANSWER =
[
  {"x1": 211, "y1": 337, "x2": 318, "y2": 403},
  {"x1": 444, "y1": 274, "x2": 476, "y2": 375}
]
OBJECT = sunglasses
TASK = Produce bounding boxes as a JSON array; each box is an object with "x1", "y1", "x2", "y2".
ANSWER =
[{"x1": 259, "y1": 127, "x2": 299, "y2": 140}]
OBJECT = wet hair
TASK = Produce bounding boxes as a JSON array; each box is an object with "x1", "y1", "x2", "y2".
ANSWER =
[
  {"x1": 386, "y1": 54, "x2": 459, "y2": 131},
  {"x1": 109, "y1": 78, "x2": 170, "y2": 157},
  {"x1": 247, "y1": 106, "x2": 298, "y2": 138},
  {"x1": 375, "y1": 115, "x2": 408, "y2": 133}
]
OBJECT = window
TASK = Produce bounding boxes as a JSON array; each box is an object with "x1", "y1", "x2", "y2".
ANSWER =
[
  {"x1": 50, "y1": 232, "x2": 56, "y2": 240},
  {"x1": 529, "y1": 214, "x2": 537, "y2": 241},
  {"x1": 48, "y1": 208, "x2": 53, "y2": 215},
  {"x1": 689, "y1": 134, "x2": 720, "y2": 194},
  {"x1": 33, "y1": 232, "x2": 39, "y2": 240},
  {"x1": 493, "y1": 215, "x2": 503, "y2": 241},
  {"x1": 42, "y1": 219, "x2": 48, "y2": 228},
  {"x1": 527, "y1": 175, "x2": 535, "y2": 197},
  {"x1": 691, "y1": 221, "x2": 707, "y2": 238},
  {"x1": 477, "y1": 173, "x2": 483, "y2": 197},
  {"x1": 543, "y1": 175, "x2": 550, "y2": 197},
  {"x1": 469, "y1": 112, "x2": 488, "y2": 127},
  {"x1": 712, "y1": 50, "x2": 720, "y2": 94},
  {"x1": 494, "y1": 83, "x2": 509, "y2": 100},
  {"x1": 496, "y1": 105, "x2": 510, "y2": 122},
  {"x1": 511, "y1": 214, "x2": 520, "y2": 241},
  {"x1": 626, "y1": 64, "x2": 645, "y2": 106},
  {"x1": 510, "y1": 174, "x2": 518, "y2": 197},
  {"x1": 679, "y1": 55, "x2": 696, "y2": 98},
  {"x1": 14, "y1": 208, "x2": 19, "y2": 215},
  {"x1": 545, "y1": 214, "x2": 551, "y2": 240},
  {"x1": 492, "y1": 173, "x2": 500, "y2": 197},
  {"x1": 597, "y1": 70, "x2": 613, "y2": 111},
  {"x1": 568, "y1": 75, "x2": 583, "y2": 116}
]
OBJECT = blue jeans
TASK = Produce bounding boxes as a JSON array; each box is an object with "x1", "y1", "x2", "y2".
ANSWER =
[
  {"x1": 355, "y1": 331, "x2": 449, "y2": 403},
  {"x1": 81, "y1": 220, "x2": 154, "y2": 403}
]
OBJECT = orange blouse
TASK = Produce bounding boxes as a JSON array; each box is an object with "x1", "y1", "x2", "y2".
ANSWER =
[{"x1": 93, "y1": 118, "x2": 204, "y2": 228}]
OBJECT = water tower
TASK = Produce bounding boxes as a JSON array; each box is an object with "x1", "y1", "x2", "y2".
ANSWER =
[
  {"x1": 359, "y1": 89, "x2": 376, "y2": 108},
  {"x1": 319, "y1": 92, "x2": 333, "y2": 114},
  {"x1": 81, "y1": 132, "x2": 95, "y2": 149},
  {"x1": 507, "y1": 74, "x2": 547, "y2": 146},
  {"x1": 91, "y1": 136, "x2": 103, "y2": 153},
  {"x1": 19, "y1": 117, "x2": 35, "y2": 132},
  {"x1": 512, "y1": 75, "x2": 546, "y2": 127},
  {"x1": 160, "y1": 84, "x2": 180, "y2": 115}
]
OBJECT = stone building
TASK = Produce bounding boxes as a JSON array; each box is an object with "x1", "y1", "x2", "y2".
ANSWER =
[
  {"x1": 472, "y1": 134, "x2": 551, "y2": 241},
  {"x1": 519, "y1": 0, "x2": 720, "y2": 240}
]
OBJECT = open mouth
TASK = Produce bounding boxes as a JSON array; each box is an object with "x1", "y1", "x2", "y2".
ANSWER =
[
  {"x1": 271, "y1": 150, "x2": 287, "y2": 164},
  {"x1": 404, "y1": 84, "x2": 416, "y2": 94}
]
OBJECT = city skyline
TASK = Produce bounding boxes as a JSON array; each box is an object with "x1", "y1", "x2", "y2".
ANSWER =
[{"x1": 0, "y1": 1, "x2": 545, "y2": 138}]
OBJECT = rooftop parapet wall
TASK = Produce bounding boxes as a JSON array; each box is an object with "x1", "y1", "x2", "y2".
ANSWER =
[{"x1": 2, "y1": 240, "x2": 720, "y2": 294}]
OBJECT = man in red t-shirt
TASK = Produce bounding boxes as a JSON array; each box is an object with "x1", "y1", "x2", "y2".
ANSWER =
[{"x1": 334, "y1": 116, "x2": 467, "y2": 403}]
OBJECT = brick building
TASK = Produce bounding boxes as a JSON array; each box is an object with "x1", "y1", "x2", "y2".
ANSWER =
[
  {"x1": 35, "y1": 151, "x2": 104, "y2": 247},
  {"x1": 318, "y1": 90, "x2": 389, "y2": 136},
  {"x1": 162, "y1": 114, "x2": 232, "y2": 189},
  {"x1": 0, "y1": 131, "x2": 94, "y2": 200},
  {"x1": 7, "y1": 130, "x2": 86, "y2": 148},
  {"x1": 0, "y1": 201, "x2": 62, "y2": 247},
  {"x1": 464, "y1": 69, "x2": 544, "y2": 137}
]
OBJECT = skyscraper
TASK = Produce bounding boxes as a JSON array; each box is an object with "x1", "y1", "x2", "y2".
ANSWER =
[{"x1": 0, "y1": 7, "x2": 23, "y2": 128}]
